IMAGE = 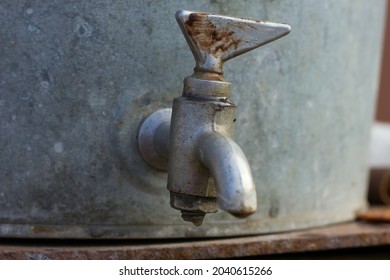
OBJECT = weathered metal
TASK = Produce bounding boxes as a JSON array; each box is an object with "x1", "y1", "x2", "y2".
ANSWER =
[
  {"x1": 0, "y1": 1, "x2": 387, "y2": 238},
  {"x1": 145, "y1": 11, "x2": 289, "y2": 225},
  {"x1": 0, "y1": 221, "x2": 390, "y2": 259},
  {"x1": 138, "y1": 109, "x2": 171, "y2": 171},
  {"x1": 175, "y1": 10, "x2": 290, "y2": 78}
]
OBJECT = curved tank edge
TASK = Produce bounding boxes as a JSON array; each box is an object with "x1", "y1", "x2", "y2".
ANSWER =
[{"x1": 0, "y1": 207, "x2": 365, "y2": 239}]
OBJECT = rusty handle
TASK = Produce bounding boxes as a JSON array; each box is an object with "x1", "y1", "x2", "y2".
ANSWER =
[{"x1": 175, "y1": 10, "x2": 291, "y2": 77}]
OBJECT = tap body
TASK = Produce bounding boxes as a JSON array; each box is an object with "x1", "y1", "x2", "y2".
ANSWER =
[
  {"x1": 138, "y1": 77, "x2": 257, "y2": 225},
  {"x1": 167, "y1": 77, "x2": 256, "y2": 225}
]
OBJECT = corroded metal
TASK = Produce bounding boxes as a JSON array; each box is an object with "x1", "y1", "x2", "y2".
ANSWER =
[
  {"x1": 175, "y1": 10, "x2": 291, "y2": 76},
  {"x1": 1, "y1": 221, "x2": 390, "y2": 259}
]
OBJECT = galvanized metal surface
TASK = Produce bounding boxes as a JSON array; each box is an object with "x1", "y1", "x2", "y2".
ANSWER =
[
  {"x1": 0, "y1": 0, "x2": 387, "y2": 238},
  {"x1": 1, "y1": 221, "x2": 390, "y2": 259}
]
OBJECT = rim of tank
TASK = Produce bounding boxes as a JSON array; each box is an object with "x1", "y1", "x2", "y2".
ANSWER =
[{"x1": 0, "y1": 207, "x2": 364, "y2": 239}]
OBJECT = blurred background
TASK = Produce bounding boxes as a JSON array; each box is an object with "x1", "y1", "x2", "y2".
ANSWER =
[
  {"x1": 377, "y1": 2, "x2": 390, "y2": 125},
  {"x1": 369, "y1": 1, "x2": 390, "y2": 205}
]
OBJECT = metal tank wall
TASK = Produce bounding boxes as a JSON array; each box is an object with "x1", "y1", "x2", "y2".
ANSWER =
[{"x1": 0, "y1": 0, "x2": 386, "y2": 238}]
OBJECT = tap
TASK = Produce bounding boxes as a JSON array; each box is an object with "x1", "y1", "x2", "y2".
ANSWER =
[{"x1": 138, "y1": 10, "x2": 290, "y2": 225}]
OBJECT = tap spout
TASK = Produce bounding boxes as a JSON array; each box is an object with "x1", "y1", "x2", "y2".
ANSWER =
[{"x1": 196, "y1": 132, "x2": 257, "y2": 218}]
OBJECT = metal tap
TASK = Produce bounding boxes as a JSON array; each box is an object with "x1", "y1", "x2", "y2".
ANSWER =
[{"x1": 138, "y1": 10, "x2": 290, "y2": 225}]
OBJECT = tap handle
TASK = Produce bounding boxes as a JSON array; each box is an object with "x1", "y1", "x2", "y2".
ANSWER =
[{"x1": 176, "y1": 10, "x2": 291, "y2": 76}]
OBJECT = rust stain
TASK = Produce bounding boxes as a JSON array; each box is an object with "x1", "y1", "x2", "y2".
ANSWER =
[
  {"x1": 192, "y1": 71, "x2": 225, "y2": 81},
  {"x1": 185, "y1": 13, "x2": 241, "y2": 55},
  {"x1": 31, "y1": 226, "x2": 57, "y2": 234},
  {"x1": 1, "y1": 221, "x2": 390, "y2": 259},
  {"x1": 230, "y1": 20, "x2": 258, "y2": 30},
  {"x1": 241, "y1": 18, "x2": 266, "y2": 24}
]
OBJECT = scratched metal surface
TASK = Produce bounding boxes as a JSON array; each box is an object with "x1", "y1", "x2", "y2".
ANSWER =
[{"x1": 0, "y1": 0, "x2": 386, "y2": 238}]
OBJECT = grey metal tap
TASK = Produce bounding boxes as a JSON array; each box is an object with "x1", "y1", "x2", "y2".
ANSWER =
[{"x1": 138, "y1": 10, "x2": 290, "y2": 225}]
